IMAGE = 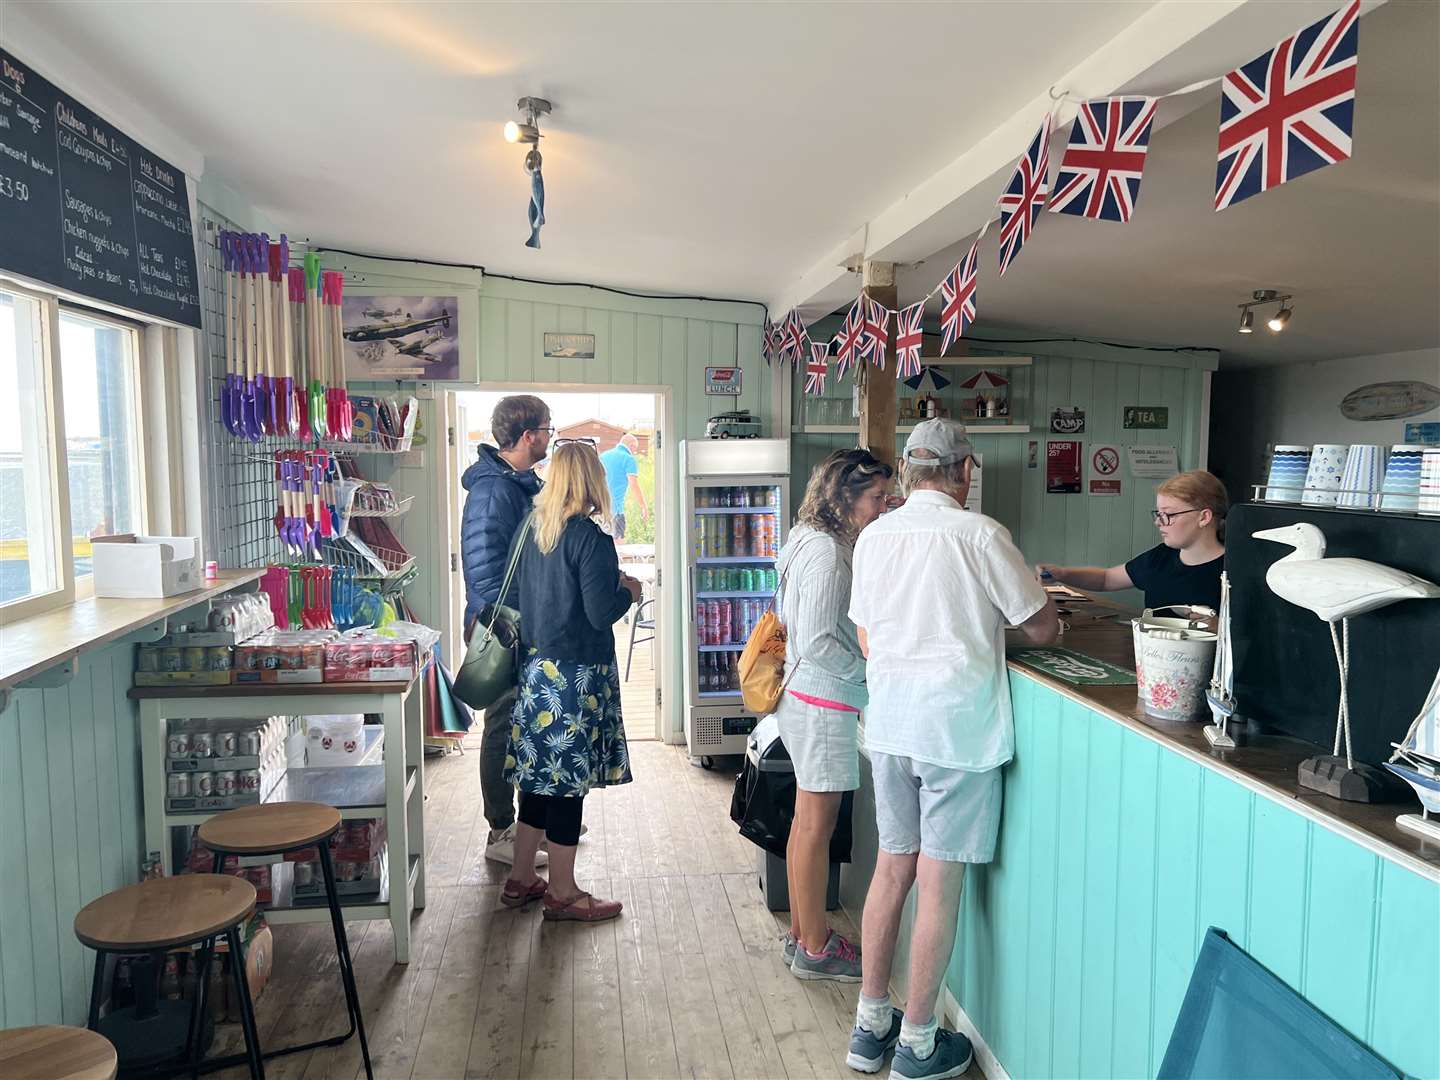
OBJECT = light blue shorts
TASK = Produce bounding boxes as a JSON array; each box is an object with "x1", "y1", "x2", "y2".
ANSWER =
[
  {"x1": 775, "y1": 693, "x2": 860, "y2": 793},
  {"x1": 870, "y1": 753, "x2": 1002, "y2": 862}
]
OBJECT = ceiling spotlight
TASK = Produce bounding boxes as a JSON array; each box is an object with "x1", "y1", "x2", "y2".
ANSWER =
[
  {"x1": 503, "y1": 96, "x2": 550, "y2": 145},
  {"x1": 1267, "y1": 305, "x2": 1292, "y2": 332},
  {"x1": 1235, "y1": 289, "x2": 1293, "y2": 338},
  {"x1": 1238, "y1": 309, "x2": 1254, "y2": 334}
]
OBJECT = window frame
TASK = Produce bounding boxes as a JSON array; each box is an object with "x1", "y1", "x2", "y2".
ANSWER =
[{"x1": 56, "y1": 303, "x2": 150, "y2": 601}]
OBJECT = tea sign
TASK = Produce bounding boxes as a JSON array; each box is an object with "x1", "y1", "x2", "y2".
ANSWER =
[{"x1": 1123, "y1": 405, "x2": 1169, "y2": 429}]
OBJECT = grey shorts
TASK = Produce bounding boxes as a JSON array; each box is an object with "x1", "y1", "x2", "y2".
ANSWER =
[
  {"x1": 610, "y1": 513, "x2": 627, "y2": 538},
  {"x1": 775, "y1": 694, "x2": 860, "y2": 793},
  {"x1": 871, "y1": 753, "x2": 1002, "y2": 863}
]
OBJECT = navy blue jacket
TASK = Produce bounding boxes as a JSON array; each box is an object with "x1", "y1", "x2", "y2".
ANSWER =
[
  {"x1": 461, "y1": 444, "x2": 542, "y2": 623},
  {"x1": 517, "y1": 517, "x2": 632, "y2": 665}
]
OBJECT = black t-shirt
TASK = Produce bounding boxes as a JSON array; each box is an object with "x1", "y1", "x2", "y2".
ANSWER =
[{"x1": 1124, "y1": 543, "x2": 1224, "y2": 612}]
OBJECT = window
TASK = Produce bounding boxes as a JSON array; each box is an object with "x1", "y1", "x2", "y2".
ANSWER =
[
  {"x1": 0, "y1": 285, "x2": 151, "y2": 618},
  {"x1": 59, "y1": 310, "x2": 145, "y2": 590},
  {"x1": 0, "y1": 287, "x2": 65, "y2": 610}
]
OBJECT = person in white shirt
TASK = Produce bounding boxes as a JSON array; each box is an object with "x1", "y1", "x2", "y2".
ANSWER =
[{"x1": 844, "y1": 419, "x2": 1059, "y2": 1080}]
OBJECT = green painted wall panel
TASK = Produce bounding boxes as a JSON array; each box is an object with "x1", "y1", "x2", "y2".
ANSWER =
[{"x1": 948, "y1": 673, "x2": 1436, "y2": 1079}]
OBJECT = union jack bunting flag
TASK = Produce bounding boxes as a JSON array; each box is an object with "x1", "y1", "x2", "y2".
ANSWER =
[
  {"x1": 938, "y1": 242, "x2": 979, "y2": 356},
  {"x1": 833, "y1": 298, "x2": 865, "y2": 378},
  {"x1": 893, "y1": 301, "x2": 925, "y2": 380},
  {"x1": 1215, "y1": 0, "x2": 1359, "y2": 211},
  {"x1": 996, "y1": 113, "x2": 1053, "y2": 276},
  {"x1": 805, "y1": 342, "x2": 829, "y2": 396},
  {"x1": 1048, "y1": 97, "x2": 1158, "y2": 222},
  {"x1": 762, "y1": 316, "x2": 778, "y2": 365},
  {"x1": 860, "y1": 298, "x2": 890, "y2": 369},
  {"x1": 782, "y1": 309, "x2": 807, "y2": 366}
]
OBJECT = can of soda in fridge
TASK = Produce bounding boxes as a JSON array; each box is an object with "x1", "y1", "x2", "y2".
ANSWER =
[
  {"x1": 705, "y1": 601, "x2": 721, "y2": 645},
  {"x1": 693, "y1": 514, "x2": 706, "y2": 558},
  {"x1": 190, "y1": 731, "x2": 213, "y2": 758},
  {"x1": 731, "y1": 515, "x2": 748, "y2": 557},
  {"x1": 167, "y1": 772, "x2": 191, "y2": 798},
  {"x1": 240, "y1": 730, "x2": 262, "y2": 757},
  {"x1": 715, "y1": 600, "x2": 730, "y2": 644},
  {"x1": 192, "y1": 772, "x2": 214, "y2": 797},
  {"x1": 697, "y1": 568, "x2": 713, "y2": 593},
  {"x1": 214, "y1": 771, "x2": 237, "y2": 797},
  {"x1": 215, "y1": 731, "x2": 238, "y2": 758},
  {"x1": 238, "y1": 768, "x2": 262, "y2": 796},
  {"x1": 166, "y1": 730, "x2": 191, "y2": 758}
]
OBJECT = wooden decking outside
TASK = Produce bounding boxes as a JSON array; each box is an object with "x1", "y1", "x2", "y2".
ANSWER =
[
  {"x1": 615, "y1": 618, "x2": 657, "y2": 743},
  {"x1": 204, "y1": 741, "x2": 958, "y2": 1080}
]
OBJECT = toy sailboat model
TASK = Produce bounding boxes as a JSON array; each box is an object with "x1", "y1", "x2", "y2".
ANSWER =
[
  {"x1": 1385, "y1": 666, "x2": 1440, "y2": 843},
  {"x1": 1203, "y1": 572, "x2": 1238, "y2": 749}
]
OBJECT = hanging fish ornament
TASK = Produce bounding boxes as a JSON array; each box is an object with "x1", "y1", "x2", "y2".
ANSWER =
[{"x1": 525, "y1": 147, "x2": 545, "y2": 249}]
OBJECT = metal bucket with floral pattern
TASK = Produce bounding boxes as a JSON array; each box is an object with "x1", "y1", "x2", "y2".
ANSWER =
[{"x1": 1132, "y1": 606, "x2": 1218, "y2": 721}]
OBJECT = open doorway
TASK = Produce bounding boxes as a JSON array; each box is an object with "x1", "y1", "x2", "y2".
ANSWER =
[{"x1": 447, "y1": 389, "x2": 665, "y2": 742}]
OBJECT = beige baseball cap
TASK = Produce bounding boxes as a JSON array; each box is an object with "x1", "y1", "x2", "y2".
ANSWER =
[{"x1": 902, "y1": 418, "x2": 977, "y2": 467}]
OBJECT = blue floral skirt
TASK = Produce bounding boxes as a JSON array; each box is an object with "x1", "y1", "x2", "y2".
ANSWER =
[{"x1": 504, "y1": 649, "x2": 633, "y2": 797}]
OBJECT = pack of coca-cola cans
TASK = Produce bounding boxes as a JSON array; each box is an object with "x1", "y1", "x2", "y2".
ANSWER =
[{"x1": 696, "y1": 598, "x2": 765, "y2": 646}]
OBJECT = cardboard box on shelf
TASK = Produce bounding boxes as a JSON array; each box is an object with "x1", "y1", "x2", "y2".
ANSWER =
[{"x1": 91, "y1": 535, "x2": 201, "y2": 598}]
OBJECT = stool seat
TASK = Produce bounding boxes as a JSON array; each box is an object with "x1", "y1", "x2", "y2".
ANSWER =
[
  {"x1": 74, "y1": 875, "x2": 256, "y2": 952},
  {"x1": 0, "y1": 1024, "x2": 117, "y2": 1080},
  {"x1": 199, "y1": 801, "x2": 342, "y2": 855}
]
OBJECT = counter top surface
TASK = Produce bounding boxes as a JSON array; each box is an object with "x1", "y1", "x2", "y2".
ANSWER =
[
  {"x1": 1006, "y1": 609, "x2": 1440, "y2": 882},
  {"x1": 1, "y1": 572, "x2": 265, "y2": 690}
]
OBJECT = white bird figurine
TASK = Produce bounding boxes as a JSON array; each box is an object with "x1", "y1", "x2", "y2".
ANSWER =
[{"x1": 1254, "y1": 523, "x2": 1440, "y2": 775}]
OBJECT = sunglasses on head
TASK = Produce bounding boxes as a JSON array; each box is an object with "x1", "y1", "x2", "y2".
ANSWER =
[{"x1": 553, "y1": 436, "x2": 599, "y2": 449}]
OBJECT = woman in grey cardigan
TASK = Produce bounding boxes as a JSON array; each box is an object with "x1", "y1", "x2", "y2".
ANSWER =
[{"x1": 777, "y1": 448, "x2": 893, "y2": 982}]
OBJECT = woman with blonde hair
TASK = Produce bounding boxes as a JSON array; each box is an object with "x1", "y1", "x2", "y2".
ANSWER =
[
  {"x1": 775, "y1": 447, "x2": 894, "y2": 982},
  {"x1": 1042, "y1": 468, "x2": 1227, "y2": 612},
  {"x1": 502, "y1": 439, "x2": 642, "y2": 921}
]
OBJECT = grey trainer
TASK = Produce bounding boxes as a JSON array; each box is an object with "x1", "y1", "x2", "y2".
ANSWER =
[
  {"x1": 889, "y1": 1028, "x2": 973, "y2": 1080},
  {"x1": 790, "y1": 931, "x2": 861, "y2": 982},
  {"x1": 781, "y1": 932, "x2": 797, "y2": 966},
  {"x1": 847, "y1": 1008, "x2": 903, "y2": 1073}
]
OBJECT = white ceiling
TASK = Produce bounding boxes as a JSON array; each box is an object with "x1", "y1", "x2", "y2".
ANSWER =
[
  {"x1": 7, "y1": 1, "x2": 1152, "y2": 294},
  {"x1": 6, "y1": 0, "x2": 1437, "y2": 369},
  {"x1": 898, "y1": 0, "x2": 1440, "y2": 368}
]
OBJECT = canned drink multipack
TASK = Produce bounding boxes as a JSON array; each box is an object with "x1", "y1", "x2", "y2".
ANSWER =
[
  {"x1": 214, "y1": 771, "x2": 237, "y2": 797},
  {"x1": 238, "y1": 769, "x2": 261, "y2": 795},
  {"x1": 190, "y1": 732, "x2": 213, "y2": 758},
  {"x1": 215, "y1": 731, "x2": 238, "y2": 758},
  {"x1": 167, "y1": 731, "x2": 191, "y2": 758},
  {"x1": 192, "y1": 773, "x2": 214, "y2": 797}
]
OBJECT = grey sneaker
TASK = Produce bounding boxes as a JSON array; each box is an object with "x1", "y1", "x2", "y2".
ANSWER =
[
  {"x1": 485, "y1": 824, "x2": 549, "y2": 868},
  {"x1": 790, "y1": 931, "x2": 861, "y2": 982},
  {"x1": 781, "y1": 932, "x2": 796, "y2": 966},
  {"x1": 846, "y1": 1008, "x2": 902, "y2": 1073},
  {"x1": 889, "y1": 1029, "x2": 973, "y2": 1080}
]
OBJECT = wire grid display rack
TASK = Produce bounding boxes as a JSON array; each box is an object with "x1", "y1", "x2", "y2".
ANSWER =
[{"x1": 197, "y1": 208, "x2": 417, "y2": 590}]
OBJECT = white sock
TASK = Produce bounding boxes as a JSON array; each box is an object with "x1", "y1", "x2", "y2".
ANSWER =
[
  {"x1": 899, "y1": 1015, "x2": 938, "y2": 1058},
  {"x1": 855, "y1": 992, "x2": 892, "y2": 1035}
]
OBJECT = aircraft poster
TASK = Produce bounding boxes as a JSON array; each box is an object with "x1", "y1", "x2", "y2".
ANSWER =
[{"x1": 342, "y1": 294, "x2": 461, "y2": 381}]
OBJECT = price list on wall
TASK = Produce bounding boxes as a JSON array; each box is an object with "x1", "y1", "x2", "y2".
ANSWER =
[{"x1": 0, "y1": 48, "x2": 201, "y2": 327}]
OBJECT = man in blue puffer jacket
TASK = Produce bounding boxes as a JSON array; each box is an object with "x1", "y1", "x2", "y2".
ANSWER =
[{"x1": 462, "y1": 394, "x2": 550, "y2": 867}]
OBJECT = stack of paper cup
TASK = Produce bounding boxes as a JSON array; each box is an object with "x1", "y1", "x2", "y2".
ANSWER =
[
  {"x1": 1302, "y1": 444, "x2": 1350, "y2": 506},
  {"x1": 1380, "y1": 445, "x2": 1425, "y2": 511},
  {"x1": 1264, "y1": 445, "x2": 1312, "y2": 502},
  {"x1": 1420, "y1": 448, "x2": 1440, "y2": 515},
  {"x1": 1338, "y1": 444, "x2": 1385, "y2": 509}
]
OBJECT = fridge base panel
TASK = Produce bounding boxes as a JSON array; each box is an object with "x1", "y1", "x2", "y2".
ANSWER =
[{"x1": 685, "y1": 706, "x2": 758, "y2": 760}]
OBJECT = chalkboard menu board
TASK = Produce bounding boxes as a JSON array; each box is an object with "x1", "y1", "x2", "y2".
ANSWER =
[{"x1": 0, "y1": 48, "x2": 202, "y2": 328}]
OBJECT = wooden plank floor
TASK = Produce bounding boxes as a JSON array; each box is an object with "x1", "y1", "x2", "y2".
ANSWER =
[{"x1": 211, "y1": 741, "x2": 981, "y2": 1079}]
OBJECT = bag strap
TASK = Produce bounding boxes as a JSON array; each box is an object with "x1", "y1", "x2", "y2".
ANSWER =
[{"x1": 483, "y1": 510, "x2": 534, "y2": 637}]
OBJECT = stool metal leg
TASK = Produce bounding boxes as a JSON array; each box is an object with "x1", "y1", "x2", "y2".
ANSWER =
[
  {"x1": 187, "y1": 938, "x2": 216, "y2": 1075},
  {"x1": 318, "y1": 843, "x2": 372, "y2": 1079},
  {"x1": 226, "y1": 927, "x2": 265, "y2": 1080},
  {"x1": 87, "y1": 948, "x2": 107, "y2": 1030}
]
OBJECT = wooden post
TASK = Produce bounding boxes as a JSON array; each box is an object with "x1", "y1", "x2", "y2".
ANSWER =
[{"x1": 858, "y1": 261, "x2": 898, "y2": 468}]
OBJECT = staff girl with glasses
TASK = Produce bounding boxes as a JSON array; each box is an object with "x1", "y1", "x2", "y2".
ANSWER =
[{"x1": 1039, "y1": 469, "x2": 1228, "y2": 613}]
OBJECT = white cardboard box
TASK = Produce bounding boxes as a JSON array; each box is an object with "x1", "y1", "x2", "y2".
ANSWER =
[{"x1": 91, "y1": 535, "x2": 201, "y2": 598}]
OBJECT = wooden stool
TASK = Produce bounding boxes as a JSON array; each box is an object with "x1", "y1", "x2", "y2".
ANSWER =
[
  {"x1": 74, "y1": 875, "x2": 262, "y2": 1078},
  {"x1": 0, "y1": 1025, "x2": 117, "y2": 1080},
  {"x1": 198, "y1": 802, "x2": 372, "y2": 1079}
]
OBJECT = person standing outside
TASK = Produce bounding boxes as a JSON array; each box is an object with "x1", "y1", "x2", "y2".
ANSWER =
[
  {"x1": 846, "y1": 420, "x2": 1060, "y2": 1079},
  {"x1": 461, "y1": 394, "x2": 551, "y2": 867},
  {"x1": 775, "y1": 448, "x2": 893, "y2": 982},
  {"x1": 598, "y1": 433, "x2": 648, "y2": 542}
]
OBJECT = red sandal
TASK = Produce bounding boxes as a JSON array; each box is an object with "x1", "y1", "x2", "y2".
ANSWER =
[
  {"x1": 542, "y1": 890, "x2": 622, "y2": 923},
  {"x1": 501, "y1": 877, "x2": 547, "y2": 908}
]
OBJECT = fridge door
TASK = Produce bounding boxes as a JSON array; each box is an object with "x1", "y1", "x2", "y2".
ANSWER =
[{"x1": 683, "y1": 472, "x2": 790, "y2": 709}]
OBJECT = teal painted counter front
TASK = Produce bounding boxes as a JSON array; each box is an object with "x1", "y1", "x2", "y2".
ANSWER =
[{"x1": 947, "y1": 671, "x2": 1439, "y2": 1080}]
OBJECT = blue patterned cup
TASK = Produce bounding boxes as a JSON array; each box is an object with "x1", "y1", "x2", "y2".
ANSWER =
[
  {"x1": 1381, "y1": 444, "x2": 1425, "y2": 511},
  {"x1": 1338, "y1": 444, "x2": 1385, "y2": 509},
  {"x1": 1265, "y1": 445, "x2": 1311, "y2": 502},
  {"x1": 1302, "y1": 444, "x2": 1349, "y2": 506}
]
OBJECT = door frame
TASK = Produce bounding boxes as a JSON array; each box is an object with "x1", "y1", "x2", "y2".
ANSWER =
[{"x1": 446, "y1": 382, "x2": 674, "y2": 743}]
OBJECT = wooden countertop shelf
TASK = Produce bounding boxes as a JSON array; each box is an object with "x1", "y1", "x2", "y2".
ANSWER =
[
  {"x1": 0, "y1": 571, "x2": 265, "y2": 691},
  {"x1": 1006, "y1": 615, "x2": 1440, "y2": 882},
  {"x1": 128, "y1": 677, "x2": 417, "y2": 700}
]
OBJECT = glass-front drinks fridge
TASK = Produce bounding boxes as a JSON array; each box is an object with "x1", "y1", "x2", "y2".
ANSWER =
[{"x1": 679, "y1": 438, "x2": 790, "y2": 766}]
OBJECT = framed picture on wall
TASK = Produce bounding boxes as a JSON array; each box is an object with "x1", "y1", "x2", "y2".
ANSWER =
[
  {"x1": 342, "y1": 293, "x2": 464, "y2": 381},
  {"x1": 543, "y1": 332, "x2": 595, "y2": 360}
]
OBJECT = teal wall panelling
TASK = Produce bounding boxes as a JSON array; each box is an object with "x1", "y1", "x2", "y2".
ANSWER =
[{"x1": 946, "y1": 672, "x2": 1440, "y2": 1079}]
